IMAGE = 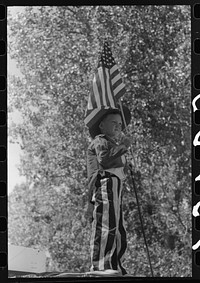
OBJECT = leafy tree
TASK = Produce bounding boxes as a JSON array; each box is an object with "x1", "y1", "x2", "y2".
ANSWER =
[{"x1": 8, "y1": 5, "x2": 191, "y2": 276}]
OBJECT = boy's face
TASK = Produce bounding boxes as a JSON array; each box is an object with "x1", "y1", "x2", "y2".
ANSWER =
[{"x1": 99, "y1": 114, "x2": 122, "y2": 139}]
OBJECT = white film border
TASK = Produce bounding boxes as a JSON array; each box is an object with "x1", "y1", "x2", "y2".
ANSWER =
[{"x1": 192, "y1": 93, "x2": 200, "y2": 112}]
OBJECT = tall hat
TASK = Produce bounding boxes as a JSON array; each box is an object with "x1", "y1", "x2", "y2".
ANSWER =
[{"x1": 88, "y1": 104, "x2": 131, "y2": 139}]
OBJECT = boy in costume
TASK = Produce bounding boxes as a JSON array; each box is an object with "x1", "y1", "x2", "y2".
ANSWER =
[{"x1": 86, "y1": 105, "x2": 131, "y2": 276}]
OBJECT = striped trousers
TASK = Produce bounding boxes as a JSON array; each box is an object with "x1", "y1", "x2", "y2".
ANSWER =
[{"x1": 90, "y1": 173, "x2": 127, "y2": 275}]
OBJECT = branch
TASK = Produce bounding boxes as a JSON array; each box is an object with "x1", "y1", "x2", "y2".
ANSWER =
[
  {"x1": 50, "y1": 148, "x2": 75, "y2": 160},
  {"x1": 65, "y1": 6, "x2": 77, "y2": 16}
]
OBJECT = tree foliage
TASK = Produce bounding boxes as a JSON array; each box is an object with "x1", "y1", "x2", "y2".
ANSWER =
[{"x1": 8, "y1": 6, "x2": 191, "y2": 277}]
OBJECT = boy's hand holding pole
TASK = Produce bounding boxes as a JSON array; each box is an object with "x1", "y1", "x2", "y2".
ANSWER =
[
  {"x1": 119, "y1": 133, "x2": 132, "y2": 149},
  {"x1": 121, "y1": 136, "x2": 131, "y2": 149}
]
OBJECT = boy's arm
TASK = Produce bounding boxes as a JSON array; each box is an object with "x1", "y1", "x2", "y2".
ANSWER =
[{"x1": 93, "y1": 136, "x2": 128, "y2": 168}]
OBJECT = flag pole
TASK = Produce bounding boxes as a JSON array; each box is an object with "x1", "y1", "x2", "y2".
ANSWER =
[
  {"x1": 118, "y1": 101, "x2": 137, "y2": 167},
  {"x1": 118, "y1": 100, "x2": 154, "y2": 277}
]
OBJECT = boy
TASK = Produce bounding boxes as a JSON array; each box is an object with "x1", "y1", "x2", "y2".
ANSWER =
[{"x1": 86, "y1": 106, "x2": 131, "y2": 276}]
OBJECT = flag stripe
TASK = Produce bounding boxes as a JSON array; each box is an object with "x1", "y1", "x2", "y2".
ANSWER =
[
  {"x1": 98, "y1": 67, "x2": 108, "y2": 107},
  {"x1": 96, "y1": 70, "x2": 104, "y2": 106},
  {"x1": 87, "y1": 93, "x2": 93, "y2": 110},
  {"x1": 84, "y1": 108, "x2": 102, "y2": 127},
  {"x1": 114, "y1": 85, "x2": 126, "y2": 100},
  {"x1": 111, "y1": 73, "x2": 121, "y2": 85},
  {"x1": 89, "y1": 85, "x2": 97, "y2": 109},
  {"x1": 113, "y1": 84, "x2": 125, "y2": 96},
  {"x1": 113, "y1": 78, "x2": 125, "y2": 91},
  {"x1": 110, "y1": 65, "x2": 118, "y2": 75},
  {"x1": 93, "y1": 77, "x2": 101, "y2": 108},
  {"x1": 105, "y1": 68, "x2": 116, "y2": 108}
]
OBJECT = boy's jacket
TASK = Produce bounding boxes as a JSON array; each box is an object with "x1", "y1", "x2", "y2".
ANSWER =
[{"x1": 87, "y1": 134, "x2": 128, "y2": 202}]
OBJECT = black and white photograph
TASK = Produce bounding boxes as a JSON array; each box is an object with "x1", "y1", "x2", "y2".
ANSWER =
[{"x1": 8, "y1": 6, "x2": 191, "y2": 278}]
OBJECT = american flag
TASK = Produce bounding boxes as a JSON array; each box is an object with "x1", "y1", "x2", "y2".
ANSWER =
[{"x1": 84, "y1": 41, "x2": 126, "y2": 128}]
